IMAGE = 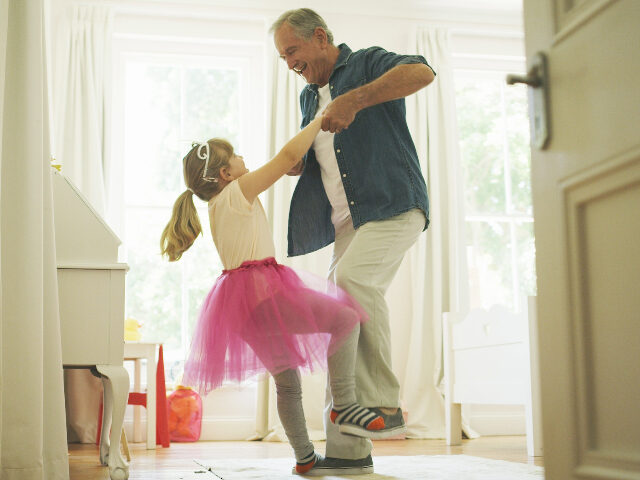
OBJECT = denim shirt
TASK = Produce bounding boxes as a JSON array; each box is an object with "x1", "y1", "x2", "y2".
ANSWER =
[{"x1": 288, "y1": 44, "x2": 434, "y2": 257}]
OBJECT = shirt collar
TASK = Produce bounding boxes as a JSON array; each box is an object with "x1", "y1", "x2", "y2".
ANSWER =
[
  {"x1": 333, "y1": 43, "x2": 353, "y2": 72},
  {"x1": 305, "y1": 44, "x2": 352, "y2": 95}
]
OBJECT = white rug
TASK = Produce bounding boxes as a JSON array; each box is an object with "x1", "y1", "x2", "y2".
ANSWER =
[{"x1": 194, "y1": 455, "x2": 543, "y2": 479}]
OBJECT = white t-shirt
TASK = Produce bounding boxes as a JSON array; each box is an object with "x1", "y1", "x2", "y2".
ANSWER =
[
  {"x1": 207, "y1": 180, "x2": 275, "y2": 270},
  {"x1": 312, "y1": 84, "x2": 352, "y2": 235}
]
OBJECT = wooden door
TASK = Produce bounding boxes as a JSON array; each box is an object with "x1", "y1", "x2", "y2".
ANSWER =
[{"x1": 522, "y1": 1, "x2": 640, "y2": 479}]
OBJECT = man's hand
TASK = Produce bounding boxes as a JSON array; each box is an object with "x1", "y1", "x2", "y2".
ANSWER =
[
  {"x1": 321, "y1": 64, "x2": 434, "y2": 134},
  {"x1": 322, "y1": 91, "x2": 361, "y2": 133}
]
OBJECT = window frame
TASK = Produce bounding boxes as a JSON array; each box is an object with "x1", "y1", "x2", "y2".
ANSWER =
[
  {"x1": 109, "y1": 34, "x2": 266, "y2": 381},
  {"x1": 453, "y1": 66, "x2": 536, "y2": 312}
]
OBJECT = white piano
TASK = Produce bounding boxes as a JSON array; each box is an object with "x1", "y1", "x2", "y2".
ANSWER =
[{"x1": 52, "y1": 169, "x2": 130, "y2": 480}]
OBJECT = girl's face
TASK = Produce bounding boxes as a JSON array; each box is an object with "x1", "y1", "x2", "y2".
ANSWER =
[{"x1": 224, "y1": 153, "x2": 249, "y2": 180}]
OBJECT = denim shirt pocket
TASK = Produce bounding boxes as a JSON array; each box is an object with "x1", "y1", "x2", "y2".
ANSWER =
[{"x1": 335, "y1": 77, "x2": 366, "y2": 97}]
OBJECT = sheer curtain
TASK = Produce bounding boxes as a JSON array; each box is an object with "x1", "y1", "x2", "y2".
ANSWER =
[
  {"x1": 401, "y1": 27, "x2": 469, "y2": 437},
  {"x1": 52, "y1": 4, "x2": 114, "y2": 444},
  {"x1": 0, "y1": 0, "x2": 70, "y2": 478},
  {"x1": 53, "y1": 4, "x2": 113, "y2": 216}
]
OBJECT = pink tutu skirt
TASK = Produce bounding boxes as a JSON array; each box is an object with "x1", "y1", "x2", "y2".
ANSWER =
[{"x1": 182, "y1": 257, "x2": 367, "y2": 394}]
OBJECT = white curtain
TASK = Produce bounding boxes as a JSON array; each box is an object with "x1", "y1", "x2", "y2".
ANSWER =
[
  {"x1": 52, "y1": 4, "x2": 114, "y2": 444},
  {"x1": 0, "y1": 0, "x2": 70, "y2": 478},
  {"x1": 53, "y1": 4, "x2": 113, "y2": 217},
  {"x1": 258, "y1": 29, "x2": 468, "y2": 441},
  {"x1": 401, "y1": 27, "x2": 469, "y2": 437}
]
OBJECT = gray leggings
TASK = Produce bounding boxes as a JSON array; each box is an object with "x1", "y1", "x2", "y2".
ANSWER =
[{"x1": 272, "y1": 326, "x2": 359, "y2": 462}]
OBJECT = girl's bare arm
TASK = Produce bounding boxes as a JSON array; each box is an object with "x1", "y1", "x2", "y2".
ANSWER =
[{"x1": 238, "y1": 116, "x2": 322, "y2": 204}]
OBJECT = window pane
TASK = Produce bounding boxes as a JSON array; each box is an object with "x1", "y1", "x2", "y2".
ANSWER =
[
  {"x1": 515, "y1": 220, "x2": 537, "y2": 301},
  {"x1": 123, "y1": 58, "x2": 239, "y2": 385},
  {"x1": 125, "y1": 208, "x2": 183, "y2": 352},
  {"x1": 455, "y1": 70, "x2": 536, "y2": 313},
  {"x1": 183, "y1": 67, "x2": 240, "y2": 145},
  {"x1": 466, "y1": 220, "x2": 514, "y2": 309},
  {"x1": 454, "y1": 77, "x2": 506, "y2": 214},
  {"x1": 505, "y1": 83, "x2": 532, "y2": 215},
  {"x1": 125, "y1": 64, "x2": 182, "y2": 206}
]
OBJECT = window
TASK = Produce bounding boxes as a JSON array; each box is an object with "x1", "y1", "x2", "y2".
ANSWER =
[
  {"x1": 454, "y1": 71, "x2": 536, "y2": 311},
  {"x1": 112, "y1": 39, "x2": 265, "y2": 384}
]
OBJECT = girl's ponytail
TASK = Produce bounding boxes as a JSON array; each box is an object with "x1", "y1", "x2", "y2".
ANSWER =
[
  {"x1": 160, "y1": 190, "x2": 202, "y2": 261},
  {"x1": 160, "y1": 138, "x2": 233, "y2": 261}
]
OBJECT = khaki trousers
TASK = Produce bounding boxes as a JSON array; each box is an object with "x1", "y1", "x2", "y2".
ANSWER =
[{"x1": 324, "y1": 208, "x2": 425, "y2": 459}]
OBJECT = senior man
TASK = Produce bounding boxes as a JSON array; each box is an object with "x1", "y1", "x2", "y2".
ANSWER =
[{"x1": 271, "y1": 8, "x2": 435, "y2": 476}]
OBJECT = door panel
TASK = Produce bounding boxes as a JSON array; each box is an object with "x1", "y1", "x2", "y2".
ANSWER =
[
  {"x1": 566, "y1": 154, "x2": 640, "y2": 463},
  {"x1": 523, "y1": 0, "x2": 640, "y2": 479}
]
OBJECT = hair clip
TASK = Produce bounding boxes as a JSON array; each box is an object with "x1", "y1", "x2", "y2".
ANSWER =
[
  {"x1": 197, "y1": 142, "x2": 210, "y2": 174},
  {"x1": 195, "y1": 141, "x2": 220, "y2": 183}
]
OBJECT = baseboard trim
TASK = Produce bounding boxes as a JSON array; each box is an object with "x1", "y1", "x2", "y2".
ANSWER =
[
  {"x1": 123, "y1": 416, "x2": 256, "y2": 442},
  {"x1": 200, "y1": 417, "x2": 256, "y2": 441},
  {"x1": 469, "y1": 413, "x2": 526, "y2": 436}
]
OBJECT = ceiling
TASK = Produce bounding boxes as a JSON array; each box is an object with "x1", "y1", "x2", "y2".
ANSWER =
[{"x1": 151, "y1": 0, "x2": 523, "y2": 15}]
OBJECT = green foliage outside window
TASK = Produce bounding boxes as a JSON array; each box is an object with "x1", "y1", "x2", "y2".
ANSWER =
[
  {"x1": 123, "y1": 61, "x2": 240, "y2": 383},
  {"x1": 454, "y1": 74, "x2": 536, "y2": 310}
]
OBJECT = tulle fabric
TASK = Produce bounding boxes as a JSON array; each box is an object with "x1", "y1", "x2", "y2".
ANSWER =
[{"x1": 183, "y1": 257, "x2": 367, "y2": 395}]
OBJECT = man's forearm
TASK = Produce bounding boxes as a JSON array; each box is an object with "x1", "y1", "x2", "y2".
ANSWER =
[
  {"x1": 349, "y1": 63, "x2": 434, "y2": 111},
  {"x1": 321, "y1": 63, "x2": 434, "y2": 133}
]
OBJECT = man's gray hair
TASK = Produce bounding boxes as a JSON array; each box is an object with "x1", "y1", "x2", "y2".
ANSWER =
[{"x1": 269, "y1": 8, "x2": 334, "y2": 45}]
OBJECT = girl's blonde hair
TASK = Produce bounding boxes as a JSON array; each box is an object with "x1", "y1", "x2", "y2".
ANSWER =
[{"x1": 160, "y1": 138, "x2": 234, "y2": 261}]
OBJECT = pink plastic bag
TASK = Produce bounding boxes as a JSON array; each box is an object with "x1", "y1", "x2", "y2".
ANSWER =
[{"x1": 167, "y1": 386, "x2": 202, "y2": 442}]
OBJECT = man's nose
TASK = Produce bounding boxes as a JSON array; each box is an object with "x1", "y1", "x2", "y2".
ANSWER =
[{"x1": 286, "y1": 57, "x2": 296, "y2": 70}]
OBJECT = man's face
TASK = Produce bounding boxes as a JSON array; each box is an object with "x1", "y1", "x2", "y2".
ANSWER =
[{"x1": 274, "y1": 22, "x2": 329, "y2": 86}]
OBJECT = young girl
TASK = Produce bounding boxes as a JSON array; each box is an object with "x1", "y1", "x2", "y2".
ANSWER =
[{"x1": 160, "y1": 116, "x2": 390, "y2": 474}]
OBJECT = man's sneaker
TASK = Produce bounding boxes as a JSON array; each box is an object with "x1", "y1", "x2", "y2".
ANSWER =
[
  {"x1": 292, "y1": 454, "x2": 373, "y2": 476},
  {"x1": 330, "y1": 403, "x2": 385, "y2": 438},
  {"x1": 339, "y1": 407, "x2": 407, "y2": 440}
]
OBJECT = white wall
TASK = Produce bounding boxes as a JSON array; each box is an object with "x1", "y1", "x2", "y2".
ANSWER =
[
  {"x1": 50, "y1": 0, "x2": 525, "y2": 75},
  {"x1": 50, "y1": 0, "x2": 526, "y2": 440}
]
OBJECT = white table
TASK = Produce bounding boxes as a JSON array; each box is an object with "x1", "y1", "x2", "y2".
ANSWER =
[{"x1": 123, "y1": 342, "x2": 159, "y2": 449}]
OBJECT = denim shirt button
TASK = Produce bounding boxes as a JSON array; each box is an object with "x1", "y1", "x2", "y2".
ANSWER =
[
  {"x1": 336, "y1": 148, "x2": 341, "y2": 153},
  {"x1": 342, "y1": 173, "x2": 347, "y2": 177},
  {"x1": 350, "y1": 201, "x2": 355, "y2": 205}
]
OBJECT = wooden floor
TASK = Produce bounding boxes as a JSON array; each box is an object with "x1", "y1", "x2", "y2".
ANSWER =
[{"x1": 69, "y1": 436, "x2": 543, "y2": 479}]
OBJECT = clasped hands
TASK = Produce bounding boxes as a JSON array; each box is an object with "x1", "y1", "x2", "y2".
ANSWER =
[
  {"x1": 321, "y1": 91, "x2": 360, "y2": 134},
  {"x1": 286, "y1": 91, "x2": 360, "y2": 176}
]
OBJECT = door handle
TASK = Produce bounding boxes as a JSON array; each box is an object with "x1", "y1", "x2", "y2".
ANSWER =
[
  {"x1": 506, "y1": 52, "x2": 550, "y2": 149},
  {"x1": 506, "y1": 72, "x2": 542, "y2": 88}
]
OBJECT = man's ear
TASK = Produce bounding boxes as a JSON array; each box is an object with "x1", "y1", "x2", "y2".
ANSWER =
[{"x1": 313, "y1": 27, "x2": 327, "y2": 46}]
